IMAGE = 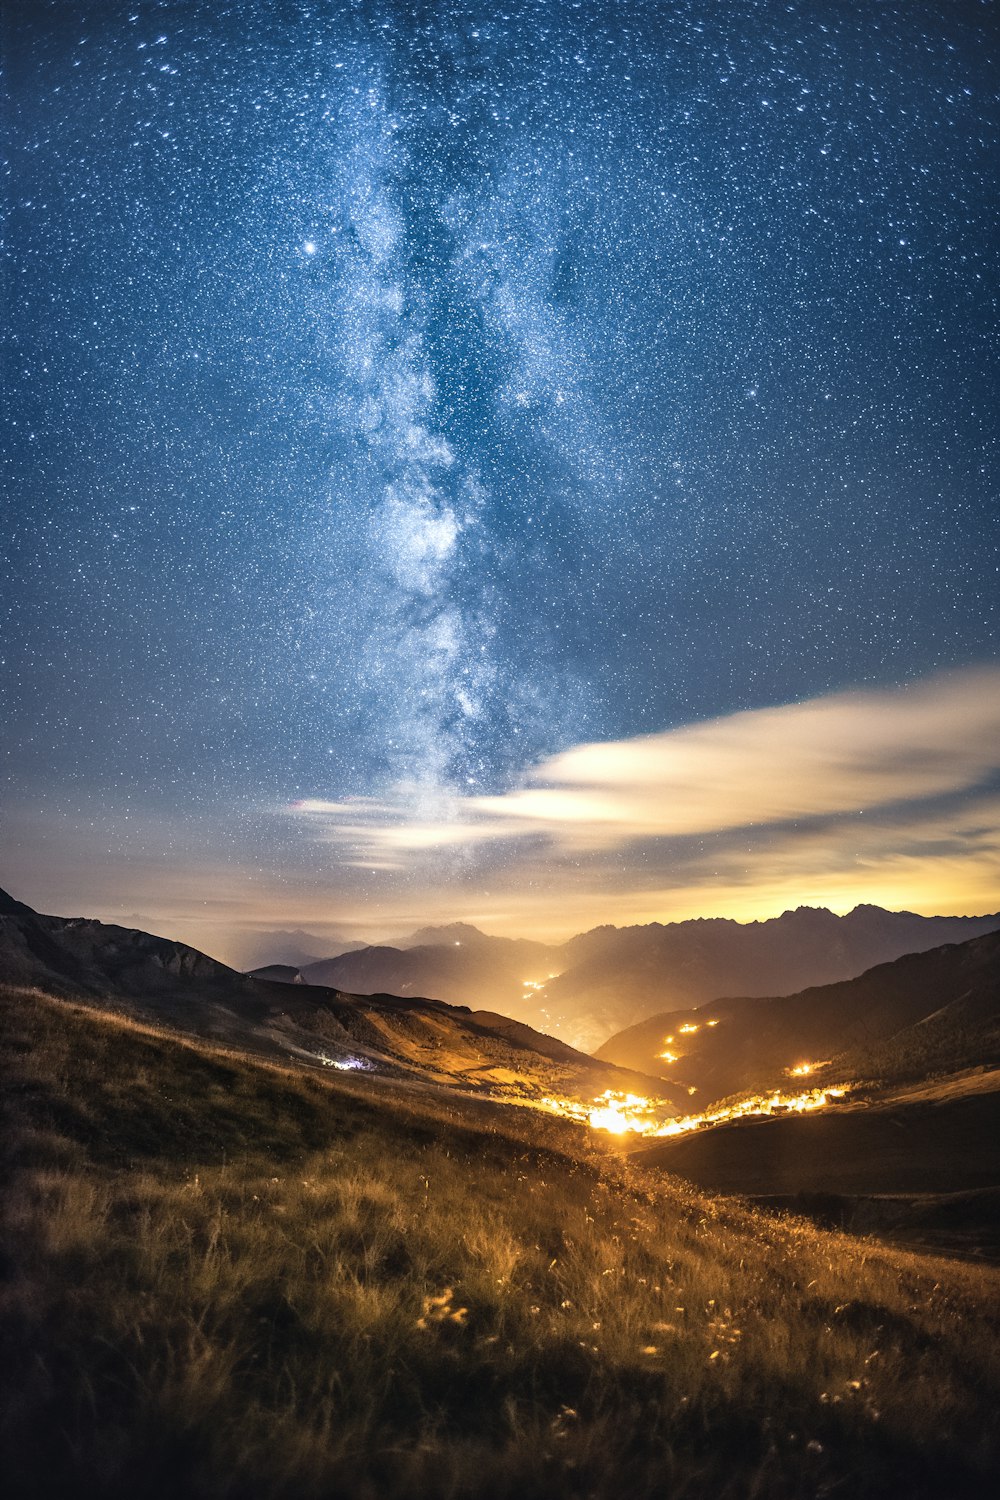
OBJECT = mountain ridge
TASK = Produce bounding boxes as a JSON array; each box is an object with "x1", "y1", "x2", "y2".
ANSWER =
[
  {"x1": 0, "y1": 887, "x2": 684, "y2": 1113},
  {"x1": 290, "y1": 904, "x2": 1000, "y2": 1050}
]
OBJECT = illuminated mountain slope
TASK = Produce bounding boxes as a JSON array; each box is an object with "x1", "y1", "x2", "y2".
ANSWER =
[
  {"x1": 0, "y1": 889, "x2": 683, "y2": 1113},
  {"x1": 596, "y1": 930, "x2": 1000, "y2": 1104}
]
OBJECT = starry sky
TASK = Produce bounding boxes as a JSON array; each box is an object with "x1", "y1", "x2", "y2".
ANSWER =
[{"x1": 3, "y1": 0, "x2": 999, "y2": 959}]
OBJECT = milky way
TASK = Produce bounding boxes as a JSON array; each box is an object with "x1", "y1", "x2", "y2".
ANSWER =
[{"x1": 3, "y1": 2, "x2": 998, "y2": 934}]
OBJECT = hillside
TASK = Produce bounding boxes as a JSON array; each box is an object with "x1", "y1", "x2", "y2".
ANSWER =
[
  {"x1": 4, "y1": 984, "x2": 1000, "y2": 1498},
  {"x1": 0, "y1": 889, "x2": 684, "y2": 1114},
  {"x1": 293, "y1": 907, "x2": 1000, "y2": 1051},
  {"x1": 602, "y1": 933, "x2": 1000, "y2": 1260},
  {"x1": 631, "y1": 1070, "x2": 1000, "y2": 1196},
  {"x1": 596, "y1": 929, "x2": 1000, "y2": 1104}
]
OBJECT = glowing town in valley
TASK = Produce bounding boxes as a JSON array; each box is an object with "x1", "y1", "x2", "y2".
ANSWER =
[{"x1": 538, "y1": 1083, "x2": 851, "y2": 1138}]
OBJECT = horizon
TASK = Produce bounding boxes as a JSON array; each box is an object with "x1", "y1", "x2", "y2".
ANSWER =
[{"x1": 3, "y1": 873, "x2": 997, "y2": 972}]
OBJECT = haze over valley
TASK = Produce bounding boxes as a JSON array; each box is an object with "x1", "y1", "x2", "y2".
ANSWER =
[{"x1": 272, "y1": 904, "x2": 1000, "y2": 1052}]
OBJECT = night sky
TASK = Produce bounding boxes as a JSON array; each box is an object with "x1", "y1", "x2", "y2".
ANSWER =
[{"x1": 3, "y1": 1, "x2": 998, "y2": 956}]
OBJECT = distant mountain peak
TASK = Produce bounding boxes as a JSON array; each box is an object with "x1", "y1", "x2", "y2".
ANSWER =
[
  {"x1": 846, "y1": 902, "x2": 913, "y2": 917},
  {"x1": 400, "y1": 922, "x2": 489, "y2": 947}
]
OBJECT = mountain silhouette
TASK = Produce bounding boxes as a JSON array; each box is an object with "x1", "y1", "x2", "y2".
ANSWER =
[
  {"x1": 290, "y1": 905, "x2": 1000, "y2": 1050},
  {"x1": 597, "y1": 927, "x2": 1000, "y2": 1101}
]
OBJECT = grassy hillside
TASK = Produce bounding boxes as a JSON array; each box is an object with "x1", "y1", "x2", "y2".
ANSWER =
[
  {"x1": 835, "y1": 991, "x2": 1000, "y2": 1090},
  {"x1": 3, "y1": 985, "x2": 1000, "y2": 1498}
]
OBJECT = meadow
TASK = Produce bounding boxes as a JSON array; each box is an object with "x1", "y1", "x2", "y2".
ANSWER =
[{"x1": 3, "y1": 984, "x2": 1000, "y2": 1498}]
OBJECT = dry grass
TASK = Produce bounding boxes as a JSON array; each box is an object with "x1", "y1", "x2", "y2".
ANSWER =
[{"x1": 3, "y1": 985, "x2": 1000, "y2": 1498}]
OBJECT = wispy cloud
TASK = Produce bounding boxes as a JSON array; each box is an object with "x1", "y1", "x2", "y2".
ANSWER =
[
  {"x1": 295, "y1": 665, "x2": 1000, "y2": 855},
  {"x1": 12, "y1": 671, "x2": 996, "y2": 961},
  {"x1": 282, "y1": 666, "x2": 1000, "y2": 933}
]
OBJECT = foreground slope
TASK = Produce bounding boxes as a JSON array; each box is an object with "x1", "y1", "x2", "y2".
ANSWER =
[
  {"x1": 0, "y1": 888, "x2": 682, "y2": 1112},
  {"x1": 3, "y1": 986, "x2": 1000, "y2": 1499}
]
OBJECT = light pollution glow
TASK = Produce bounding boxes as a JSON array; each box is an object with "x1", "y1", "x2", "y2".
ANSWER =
[
  {"x1": 282, "y1": 665, "x2": 1000, "y2": 951},
  {"x1": 658, "y1": 1023, "x2": 720, "y2": 1065},
  {"x1": 9, "y1": 666, "x2": 997, "y2": 962}
]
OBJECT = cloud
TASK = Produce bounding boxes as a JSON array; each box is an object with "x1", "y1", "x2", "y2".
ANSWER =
[
  {"x1": 12, "y1": 665, "x2": 998, "y2": 964},
  {"x1": 473, "y1": 663, "x2": 1000, "y2": 845},
  {"x1": 297, "y1": 665, "x2": 1000, "y2": 856}
]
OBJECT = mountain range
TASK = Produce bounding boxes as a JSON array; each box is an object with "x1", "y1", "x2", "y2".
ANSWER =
[
  {"x1": 267, "y1": 905, "x2": 1000, "y2": 1051},
  {"x1": 597, "y1": 926, "x2": 1000, "y2": 1100},
  {"x1": 6, "y1": 881, "x2": 1000, "y2": 1256}
]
